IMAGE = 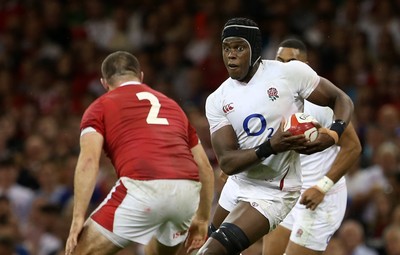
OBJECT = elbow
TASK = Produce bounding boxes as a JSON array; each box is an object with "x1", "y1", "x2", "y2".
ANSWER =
[
  {"x1": 347, "y1": 95, "x2": 354, "y2": 110},
  {"x1": 348, "y1": 141, "x2": 362, "y2": 160},
  {"x1": 354, "y1": 143, "x2": 362, "y2": 158},
  {"x1": 79, "y1": 157, "x2": 99, "y2": 173},
  {"x1": 348, "y1": 98, "x2": 355, "y2": 117},
  {"x1": 340, "y1": 94, "x2": 354, "y2": 118},
  {"x1": 219, "y1": 159, "x2": 237, "y2": 176}
]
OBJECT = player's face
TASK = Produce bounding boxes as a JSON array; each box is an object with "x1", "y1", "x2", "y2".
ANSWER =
[
  {"x1": 275, "y1": 47, "x2": 307, "y2": 63},
  {"x1": 222, "y1": 37, "x2": 251, "y2": 81}
]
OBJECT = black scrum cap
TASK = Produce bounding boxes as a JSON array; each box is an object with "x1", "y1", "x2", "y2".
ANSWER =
[{"x1": 221, "y1": 18, "x2": 262, "y2": 67}]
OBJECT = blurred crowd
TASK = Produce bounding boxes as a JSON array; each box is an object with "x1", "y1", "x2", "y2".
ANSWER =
[{"x1": 0, "y1": 0, "x2": 400, "y2": 254}]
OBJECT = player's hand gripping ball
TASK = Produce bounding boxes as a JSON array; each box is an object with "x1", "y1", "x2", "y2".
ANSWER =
[{"x1": 284, "y1": 113, "x2": 319, "y2": 142}]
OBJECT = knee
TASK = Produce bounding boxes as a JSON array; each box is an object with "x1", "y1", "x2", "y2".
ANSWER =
[
  {"x1": 208, "y1": 223, "x2": 217, "y2": 237},
  {"x1": 209, "y1": 222, "x2": 250, "y2": 255}
]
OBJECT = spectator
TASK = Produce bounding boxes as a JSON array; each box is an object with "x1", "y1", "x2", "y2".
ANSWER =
[
  {"x1": 347, "y1": 141, "x2": 400, "y2": 219},
  {"x1": 383, "y1": 224, "x2": 400, "y2": 255},
  {"x1": 0, "y1": 157, "x2": 34, "y2": 224},
  {"x1": 337, "y1": 219, "x2": 379, "y2": 255}
]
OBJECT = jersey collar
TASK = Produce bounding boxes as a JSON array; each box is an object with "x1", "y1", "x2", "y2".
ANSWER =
[{"x1": 120, "y1": 81, "x2": 142, "y2": 86}]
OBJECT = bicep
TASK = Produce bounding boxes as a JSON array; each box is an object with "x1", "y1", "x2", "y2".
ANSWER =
[
  {"x1": 191, "y1": 143, "x2": 212, "y2": 169},
  {"x1": 306, "y1": 77, "x2": 342, "y2": 109},
  {"x1": 210, "y1": 125, "x2": 239, "y2": 160},
  {"x1": 79, "y1": 131, "x2": 104, "y2": 162}
]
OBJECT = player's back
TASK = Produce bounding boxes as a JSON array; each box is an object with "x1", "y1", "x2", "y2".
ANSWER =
[{"x1": 82, "y1": 83, "x2": 199, "y2": 181}]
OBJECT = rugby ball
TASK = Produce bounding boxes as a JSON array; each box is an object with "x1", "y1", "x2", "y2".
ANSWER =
[{"x1": 284, "y1": 113, "x2": 319, "y2": 142}]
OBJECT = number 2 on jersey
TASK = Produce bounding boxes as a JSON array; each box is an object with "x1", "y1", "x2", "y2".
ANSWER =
[{"x1": 136, "y1": 92, "x2": 169, "y2": 125}]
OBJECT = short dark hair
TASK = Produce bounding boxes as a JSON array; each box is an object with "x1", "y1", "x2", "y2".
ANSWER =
[
  {"x1": 101, "y1": 51, "x2": 141, "y2": 84},
  {"x1": 279, "y1": 38, "x2": 307, "y2": 54}
]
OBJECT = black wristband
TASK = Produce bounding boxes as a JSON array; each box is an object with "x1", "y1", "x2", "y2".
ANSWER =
[
  {"x1": 255, "y1": 140, "x2": 276, "y2": 160},
  {"x1": 330, "y1": 120, "x2": 346, "y2": 138}
]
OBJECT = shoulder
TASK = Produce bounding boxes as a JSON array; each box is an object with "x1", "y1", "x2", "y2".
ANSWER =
[
  {"x1": 259, "y1": 59, "x2": 312, "y2": 76},
  {"x1": 260, "y1": 59, "x2": 289, "y2": 69},
  {"x1": 85, "y1": 95, "x2": 107, "y2": 113},
  {"x1": 285, "y1": 60, "x2": 316, "y2": 74},
  {"x1": 207, "y1": 78, "x2": 232, "y2": 100}
]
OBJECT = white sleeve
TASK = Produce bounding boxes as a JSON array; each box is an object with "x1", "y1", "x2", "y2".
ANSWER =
[
  {"x1": 80, "y1": 127, "x2": 97, "y2": 136},
  {"x1": 205, "y1": 92, "x2": 231, "y2": 134},
  {"x1": 285, "y1": 60, "x2": 320, "y2": 99}
]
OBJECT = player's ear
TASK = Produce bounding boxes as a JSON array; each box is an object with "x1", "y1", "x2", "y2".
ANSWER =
[
  {"x1": 100, "y1": 78, "x2": 109, "y2": 91},
  {"x1": 140, "y1": 71, "x2": 144, "y2": 83}
]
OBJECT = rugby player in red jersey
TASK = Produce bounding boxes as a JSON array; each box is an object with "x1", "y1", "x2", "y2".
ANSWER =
[{"x1": 65, "y1": 51, "x2": 214, "y2": 255}]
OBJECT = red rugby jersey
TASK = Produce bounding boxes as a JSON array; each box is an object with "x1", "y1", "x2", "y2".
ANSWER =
[{"x1": 80, "y1": 83, "x2": 200, "y2": 181}]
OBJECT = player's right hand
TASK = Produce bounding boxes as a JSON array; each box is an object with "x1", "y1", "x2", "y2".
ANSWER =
[
  {"x1": 270, "y1": 119, "x2": 308, "y2": 153},
  {"x1": 299, "y1": 186, "x2": 325, "y2": 210},
  {"x1": 295, "y1": 128, "x2": 336, "y2": 155},
  {"x1": 185, "y1": 216, "x2": 208, "y2": 253}
]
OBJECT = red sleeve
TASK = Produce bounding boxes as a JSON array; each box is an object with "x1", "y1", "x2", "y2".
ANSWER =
[
  {"x1": 188, "y1": 122, "x2": 199, "y2": 148},
  {"x1": 80, "y1": 99, "x2": 105, "y2": 135}
]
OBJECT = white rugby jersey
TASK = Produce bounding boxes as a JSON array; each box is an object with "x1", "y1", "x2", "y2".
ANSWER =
[
  {"x1": 206, "y1": 60, "x2": 319, "y2": 191},
  {"x1": 300, "y1": 101, "x2": 346, "y2": 193}
]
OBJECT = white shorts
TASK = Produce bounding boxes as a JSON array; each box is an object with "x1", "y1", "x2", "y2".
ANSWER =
[
  {"x1": 90, "y1": 177, "x2": 201, "y2": 247},
  {"x1": 280, "y1": 185, "x2": 347, "y2": 251},
  {"x1": 219, "y1": 175, "x2": 300, "y2": 232}
]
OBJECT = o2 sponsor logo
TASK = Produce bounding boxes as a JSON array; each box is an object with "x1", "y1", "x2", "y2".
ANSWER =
[{"x1": 243, "y1": 113, "x2": 274, "y2": 138}]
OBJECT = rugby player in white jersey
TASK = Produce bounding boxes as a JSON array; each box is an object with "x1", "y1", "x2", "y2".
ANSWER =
[
  {"x1": 197, "y1": 18, "x2": 354, "y2": 255},
  {"x1": 262, "y1": 38, "x2": 362, "y2": 255}
]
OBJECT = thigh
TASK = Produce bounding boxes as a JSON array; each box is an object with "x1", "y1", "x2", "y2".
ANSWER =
[
  {"x1": 211, "y1": 204, "x2": 230, "y2": 229},
  {"x1": 288, "y1": 189, "x2": 347, "y2": 252},
  {"x1": 197, "y1": 202, "x2": 271, "y2": 255},
  {"x1": 144, "y1": 237, "x2": 181, "y2": 255},
  {"x1": 218, "y1": 176, "x2": 240, "y2": 212},
  {"x1": 263, "y1": 225, "x2": 291, "y2": 255},
  {"x1": 224, "y1": 201, "x2": 271, "y2": 244},
  {"x1": 285, "y1": 241, "x2": 322, "y2": 255},
  {"x1": 74, "y1": 220, "x2": 122, "y2": 255}
]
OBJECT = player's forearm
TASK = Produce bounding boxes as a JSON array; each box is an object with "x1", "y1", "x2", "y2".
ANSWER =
[
  {"x1": 196, "y1": 164, "x2": 214, "y2": 221},
  {"x1": 217, "y1": 149, "x2": 260, "y2": 175},
  {"x1": 325, "y1": 123, "x2": 361, "y2": 183},
  {"x1": 211, "y1": 126, "x2": 262, "y2": 175},
  {"x1": 191, "y1": 144, "x2": 215, "y2": 220},
  {"x1": 72, "y1": 156, "x2": 100, "y2": 220}
]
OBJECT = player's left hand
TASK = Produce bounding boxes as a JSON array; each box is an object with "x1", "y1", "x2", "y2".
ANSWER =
[
  {"x1": 295, "y1": 126, "x2": 335, "y2": 155},
  {"x1": 185, "y1": 216, "x2": 208, "y2": 253},
  {"x1": 270, "y1": 119, "x2": 309, "y2": 153},
  {"x1": 299, "y1": 186, "x2": 325, "y2": 210}
]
